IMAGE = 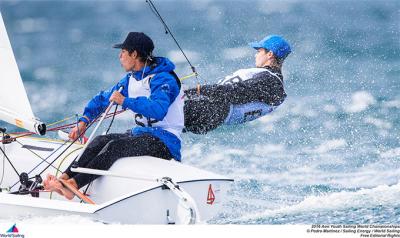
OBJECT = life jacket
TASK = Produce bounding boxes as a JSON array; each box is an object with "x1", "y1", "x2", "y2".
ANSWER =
[
  {"x1": 128, "y1": 73, "x2": 184, "y2": 139},
  {"x1": 218, "y1": 68, "x2": 283, "y2": 125}
]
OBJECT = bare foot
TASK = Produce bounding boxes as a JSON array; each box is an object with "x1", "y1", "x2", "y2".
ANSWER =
[
  {"x1": 43, "y1": 174, "x2": 75, "y2": 200},
  {"x1": 43, "y1": 174, "x2": 62, "y2": 194},
  {"x1": 57, "y1": 179, "x2": 76, "y2": 200}
]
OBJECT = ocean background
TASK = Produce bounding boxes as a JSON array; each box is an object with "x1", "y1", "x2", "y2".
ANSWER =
[{"x1": 0, "y1": 0, "x2": 399, "y2": 224}]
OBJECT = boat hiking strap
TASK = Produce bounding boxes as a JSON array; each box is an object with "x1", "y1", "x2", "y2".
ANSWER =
[{"x1": 59, "y1": 179, "x2": 95, "y2": 205}]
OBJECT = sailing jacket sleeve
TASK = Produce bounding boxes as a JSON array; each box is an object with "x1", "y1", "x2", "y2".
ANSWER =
[
  {"x1": 185, "y1": 70, "x2": 286, "y2": 107},
  {"x1": 122, "y1": 72, "x2": 180, "y2": 121},
  {"x1": 223, "y1": 71, "x2": 286, "y2": 106}
]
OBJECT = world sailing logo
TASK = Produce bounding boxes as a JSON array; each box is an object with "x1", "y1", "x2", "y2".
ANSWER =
[
  {"x1": 0, "y1": 224, "x2": 25, "y2": 238},
  {"x1": 6, "y1": 224, "x2": 18, "y2": 233}
]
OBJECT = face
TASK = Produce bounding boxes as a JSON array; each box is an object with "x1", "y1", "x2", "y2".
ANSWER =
[
  {"x1": 119, "y1": 49, "x2": 136, "y2": 71},
  {"x1": 255, "y1": 48, "x2": 271, "y2": 67}
]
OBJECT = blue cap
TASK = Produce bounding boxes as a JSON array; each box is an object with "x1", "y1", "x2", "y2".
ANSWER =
[{"x1": 249, "y1": 35, "x2": 291, "y2": 60}]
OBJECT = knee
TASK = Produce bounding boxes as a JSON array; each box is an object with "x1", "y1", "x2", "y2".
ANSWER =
[
  {"x1": 91, "y1": 135, "x2": 105, "y2": 144},
  {"x1": 99, "y1": 139, "x2": 121, "y2": 154},
  {"x1": 89, "y1": 134, "x2": 111, "y2": 147}
]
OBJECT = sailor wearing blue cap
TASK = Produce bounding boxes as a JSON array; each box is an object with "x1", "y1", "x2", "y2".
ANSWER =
[
  {"x1": 184, "y1": 35, "x2": 291, "y2": 134},
  {"x1": 249, "y1": 35, "x2": 292, "y2": 65}
]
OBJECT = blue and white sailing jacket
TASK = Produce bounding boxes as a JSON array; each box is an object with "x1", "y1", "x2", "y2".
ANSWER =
[{"x1": 79, "y1": 57, "x2": 184, "y2": 161}]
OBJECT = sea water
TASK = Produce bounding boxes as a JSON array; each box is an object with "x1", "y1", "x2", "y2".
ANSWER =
[{"x1": 0, "y1": 0, "x2": 399, "y2": 224}]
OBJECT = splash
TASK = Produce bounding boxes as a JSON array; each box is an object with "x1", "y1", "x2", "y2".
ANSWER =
[
  {"x1": 239, "y1": 183, "x2": 400, "y2": 222},
  {"x1": 344, "y1": 91, "x2": 376, "y2": 113}
]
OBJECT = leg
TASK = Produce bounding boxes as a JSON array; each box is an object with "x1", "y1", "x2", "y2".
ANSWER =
[
  {"x1": 44, "y1": 133, "x2": 130, "y2": 199},
  {"x1": 184, "y1": 96, "x2": 230, "y2": 134},
  {"x1": 72, "y1": 134, "x2": 172, "y2": 188},
  {"x1": 64, "y1": 133, "x2": 130, "y2": 178}
]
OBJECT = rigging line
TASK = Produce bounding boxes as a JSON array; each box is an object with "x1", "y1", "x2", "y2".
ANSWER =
[
  {"x1": 2, "y1": 110, "x2": 125, "y2": 140},
  {"x1": 35, "y1": 112, "x2": 102, "y2": 179},
  {"x1": 81, "y1": 181, "x2": 93, "y2": 203},
  {"x1": 8, "y1": 113, "x2": 105, "y2": 189},
  {"x1": 46, "y1": 110, "x2": 124, "y2": 133},
  {"x1": 76, "y1": 114, "x2": 82, "y2": 144},
  {"x1": 105, "y1": 105, "x2": 118, "y2": 135},
  {"x1": 145, "y1": 0, "x2": 198, "y2": 75},
  {"x1": 0, "y1": 134, "x2": 5, "y2": 186},
  {"x1": 14, "y1": 139, "x2": 60, "y2": 171},
  {"x1": 0, "y1": 132, "x2": 34, "y2": 143},
  {"x1": 50, "y1": 146, "x2": 82, "y2": 200},
  {"x1": 0, "y1": 144, "x2": 20, "y2": 178},
  {"x1": 47, "y1": 114, "x2": 78, "y2": 127},
  {"x1": 77, "y1": 105, "x2": 117, "y2": 201},
  {"x1": 0, "y1": 110, "x2": 125, "y2": 144},
  {"x1": 9, "y1": 138, "x2": 70, "y2": 189}
]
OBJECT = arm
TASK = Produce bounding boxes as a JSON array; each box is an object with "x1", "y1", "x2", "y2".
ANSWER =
[
  {"x1": 249, "y1": 72, "x2": 286, "y2": 106},
  {"x1": 184, "y1": 84, "x2": 229, "y2": 104},
  {"x1": 223, "y1": 71, "x2": 286, "y2": 106},
  {"x1": 185, "y1": 71, "x2": 286, "y2": 106},
  {"x1": 122, "y1": 73, "x2": 180, "y2": 121},
  {"x1": 69, "y1": 75, "x2": 129, "y2": 140}
]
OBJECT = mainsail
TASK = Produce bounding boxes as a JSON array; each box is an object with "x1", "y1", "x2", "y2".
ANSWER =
[{"x1": 0, "y1": 13, "x2": 46, "y2": 135}]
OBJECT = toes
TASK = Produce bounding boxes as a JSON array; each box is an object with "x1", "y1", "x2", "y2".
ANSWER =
[{"x1": 43, "y1": 181, "x2": 49, "y2": 190}]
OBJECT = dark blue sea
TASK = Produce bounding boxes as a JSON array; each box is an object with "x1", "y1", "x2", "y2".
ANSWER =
[{"x1": 0, "y1": 0, "x2": 399, "y2": 224}]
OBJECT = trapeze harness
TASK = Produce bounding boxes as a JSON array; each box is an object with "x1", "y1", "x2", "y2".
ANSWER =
[
  {"x1": 128, "y1": 73, "x2": 184, "y2": 139},
  {"x1": 217, "y1": 67, "x2": 284, "y2": 125}
]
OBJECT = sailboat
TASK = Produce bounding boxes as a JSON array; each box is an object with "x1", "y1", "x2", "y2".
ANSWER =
[{"x1": 0, "y1": 12, "x2": 233, "y2": 224}]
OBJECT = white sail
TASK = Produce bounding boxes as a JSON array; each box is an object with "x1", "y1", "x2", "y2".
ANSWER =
[{"x1": 0, "y1": 12, "x2": 46, "y2": 135}]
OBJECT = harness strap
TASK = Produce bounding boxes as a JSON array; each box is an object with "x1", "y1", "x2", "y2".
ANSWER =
[
  {"x1": 134, "y1": 114, "x2": 147, "y2": 127},
  {"x1": 169, "y1": 71, "x2": 182, "y2": 90}
]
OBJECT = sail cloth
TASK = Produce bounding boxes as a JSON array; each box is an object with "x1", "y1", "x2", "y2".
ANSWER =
[{"x1": 0, "y1": 13, "x2": 46, "y2": 135}]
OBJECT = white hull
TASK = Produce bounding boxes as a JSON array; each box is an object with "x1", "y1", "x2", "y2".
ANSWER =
[
  {"x1": 0, "y1": 137, "x2": 82, "y2": 190},
  {"x1": 0, "y1": 137, "x2": 233, "y2": 224}
]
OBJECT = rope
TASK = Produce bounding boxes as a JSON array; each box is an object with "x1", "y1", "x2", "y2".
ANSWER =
[
  {"x1": 8, "y1": 138, "x2": 71, "y2": 190},
  {"x1": 0, "y1": 110, "x2": 126, "y2": 144},
  {"x1": 49, "y1": 147, "x2": 82, "y2": 199},
  {"x1": 47, "y1": 114, "x2": 78, "y2": 127},
  {"x1": 14, "y1": 139, "x2": 59, "y2": 171},
  {"x1": 0, "y1": 145, "x2": 20, "y2": 178},
  {"x1": 0, "y1": 133, "x2": 6, "y2": 186},
  {"x1": 179, "y1": 72, "x2": 197, "y2": 81},
  {"x1": 145, "y1": 0, "x2": 204, "y2": 96},
  {"x1": 5, "y1": 109, "x2": 124, "y2": 189},
  {"x1": 146, "y1": 0, "x2": 197, "y2": 76}
]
